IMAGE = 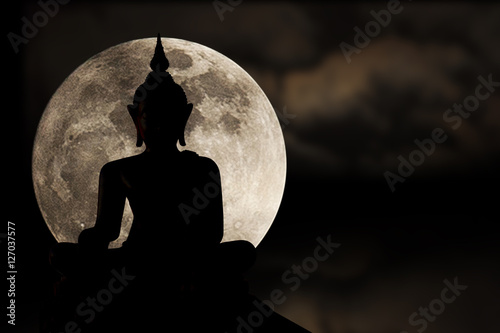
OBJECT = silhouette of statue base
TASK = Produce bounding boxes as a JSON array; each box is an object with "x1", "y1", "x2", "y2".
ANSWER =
[{"x1": 42, "y1": 241, "x2": 310, "y2": 333}]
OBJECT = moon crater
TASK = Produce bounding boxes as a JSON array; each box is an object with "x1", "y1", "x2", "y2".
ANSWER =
[{"x1": 165, "y1": 49, "x2": 193, "y2": 69}]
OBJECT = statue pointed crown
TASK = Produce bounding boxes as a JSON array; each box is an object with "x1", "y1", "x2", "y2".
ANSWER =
[
  {"x1": 150, "y1": 33, "x2": 169, "y2": 72},
  {"x1": 128, "y1": 33, "x2": 192, "y2": 147}
]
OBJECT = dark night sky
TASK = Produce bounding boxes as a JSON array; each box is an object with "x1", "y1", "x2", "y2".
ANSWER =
[{"x1": 5, "y1": 1, "x2": 500, "y2": 332}]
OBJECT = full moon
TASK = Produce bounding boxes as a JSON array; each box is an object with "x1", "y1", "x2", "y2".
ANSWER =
[{"x1": 33, "y1": 37, "x2": 286, "y2": 248}]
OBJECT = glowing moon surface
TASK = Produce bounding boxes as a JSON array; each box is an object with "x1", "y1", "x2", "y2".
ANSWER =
[{"x1": 33, "y1": 37, "x2": 286, "y2": 248}]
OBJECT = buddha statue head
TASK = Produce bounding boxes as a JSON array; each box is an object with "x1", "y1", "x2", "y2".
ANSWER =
[{"x1": 127, "y1": 34, "x2": 193, "y2": 150}]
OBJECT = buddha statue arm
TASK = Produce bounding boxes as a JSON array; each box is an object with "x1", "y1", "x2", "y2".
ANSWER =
[
  {"x1": 185, "y1": 157, "x2": 224, "y2": 250},
  {"x1": 78, "y1": 161, "x2": 126, "y2": 251}
]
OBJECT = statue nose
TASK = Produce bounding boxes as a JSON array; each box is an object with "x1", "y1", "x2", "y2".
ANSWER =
[{"x1": 152, "y1": 126, "x2": 170, "y2": 137}]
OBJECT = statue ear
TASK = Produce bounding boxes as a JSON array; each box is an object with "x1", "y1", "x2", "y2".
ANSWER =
[
  {"x1": 127, "y1": 104, "x2": 143, "y2": 147},
  {"x1": 135, "y1": 131, "x2": 144, "y2": 148},
  {"x1": 178, "y1": 103, "x2": 193, "y2": 147},
  {"x1": 127, "y1": 104, "x2": 139, "y2": 120}
]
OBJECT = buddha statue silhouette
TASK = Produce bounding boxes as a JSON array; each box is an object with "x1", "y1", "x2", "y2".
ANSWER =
[
  {"x1": 47, "y1": 34, "x2": 258, "y2": 332},
  {"x1": 46, "y1": 34, "x2": 309, "y2": 333}
]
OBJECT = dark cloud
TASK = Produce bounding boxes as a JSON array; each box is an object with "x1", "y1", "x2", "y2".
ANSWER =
[{"x1": 276, "y1": 5, "x2": 500, "y2": 179}]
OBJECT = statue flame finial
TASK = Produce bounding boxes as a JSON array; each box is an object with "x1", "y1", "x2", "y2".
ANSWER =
[{"x1": 149, "y1": 33, "x2": 169, "y2": 72}]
